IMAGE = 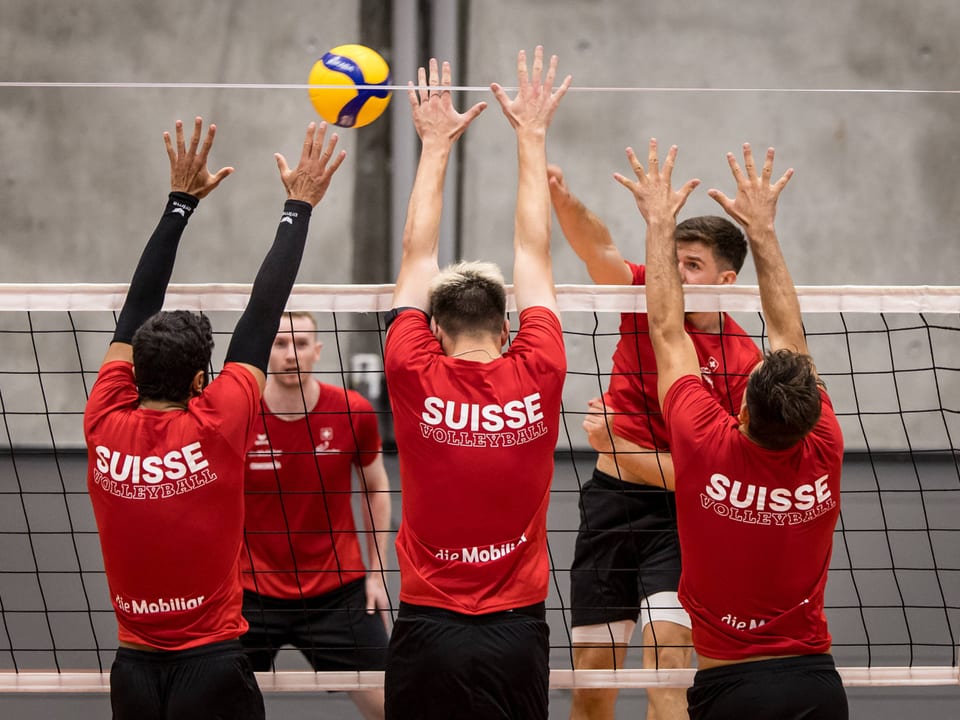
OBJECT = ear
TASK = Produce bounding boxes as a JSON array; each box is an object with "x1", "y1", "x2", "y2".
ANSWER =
[
  {"x1": 190, "y1": 369, "x2": 206, "y2": 396},
  {"x1": 737, "y1": 402, "x2": 750, "y2": 429},
  {"x1": 718, "y1": 269, "x2": 737, "y2": 286},
  {"x1": 499, "y1": 318, "x2": 510, "y2": 348}
]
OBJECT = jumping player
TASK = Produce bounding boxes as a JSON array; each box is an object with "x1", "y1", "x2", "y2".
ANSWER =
[
  {"x1": 84, "y1": 117, "x2": 345, "y2": 719},
  {"x1": 548, "y1": 166, "x2": 760, "y2": 720},
  {"x1": 381, "y1": 49, "x2": 570, "y2": 720},
  {"x1": 241, "y1": 310, "x2": 391, "y2": 720},
  {"x1": 618, "y1": 139, "x2": 847, "y2": 719}
]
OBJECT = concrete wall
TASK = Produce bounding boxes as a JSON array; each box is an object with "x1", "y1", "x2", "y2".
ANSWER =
[{"x1": 1, "y1": 0, "x2": 958, "y2": 454}]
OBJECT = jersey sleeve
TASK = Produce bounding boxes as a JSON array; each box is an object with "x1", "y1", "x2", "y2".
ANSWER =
[
  {"x1": 662, "y1": 374, "x2": 732, "y2": 457},
  {"x1": 194, "y1": 363, "x2": 262, "y2": 456},
  {"x1": 384, "y1": 309, "x2": 441, "y2": 379},
  {"x1": 83, "y1": 361, "x2": 138, "y2": 436},
  {"x1": 625, "y1": 260, "x2": 646, "y2": 286},
  {"x1": 509, "y1": 307, "x2": 566, "y2": 377}
]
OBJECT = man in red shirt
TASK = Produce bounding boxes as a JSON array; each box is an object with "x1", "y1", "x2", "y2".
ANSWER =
[
  {"x1": 382, "y1": 49, "x2": 570, "y2": 720},
  {"x1": 84, "y1": 118, "x2": 345, "y2": 719},
  {"x1": 241, "y1": 310, "x2": 391, "y2": 719},
  {"x1": 549, "y1": 169, "x2": 760, "y2": 720},
  {"x1": 616, "y1": 139, "x2": 847, "y2": 719}
]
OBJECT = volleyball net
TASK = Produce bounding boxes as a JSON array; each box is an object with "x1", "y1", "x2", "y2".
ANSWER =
[{"x1": 0, "y1": 283, "x2": 958, "y2": 692}]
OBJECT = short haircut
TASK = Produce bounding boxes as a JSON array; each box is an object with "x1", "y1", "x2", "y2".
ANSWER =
[
  {"x1": 675, "y1": 216, "x2": 747, "y2": 273},
  {"x1": 132, "y1": 311, "x2": 214, "y2": 403},
  {"x1": 745, "y1": 349, "x2": 822, "y2": 450},
  {"x1": 428, "y1": 261, "x2": 507, "y2": 338},
  {"x1": 281, "y1": 311, "x2": 318, "y2": 334}
]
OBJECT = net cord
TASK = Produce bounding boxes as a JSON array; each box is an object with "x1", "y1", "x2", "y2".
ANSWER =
[{"x1": 1, "y1": 284, "x2": 959, "y2": 314}]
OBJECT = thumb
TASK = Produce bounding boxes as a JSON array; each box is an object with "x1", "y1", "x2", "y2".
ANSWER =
[{"x1": 275, "y1": 153, "x2": 290, "y2": 177}]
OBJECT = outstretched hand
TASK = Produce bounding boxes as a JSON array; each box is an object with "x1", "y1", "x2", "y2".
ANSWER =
[
  {"x1": 491, "y1": 46, "x2": 571, "y2": 135},
  {"x1": 614, "y1": 139, "x2": 700, "y2": 225},
  {"x1": 708, "y1": 143, "x2": 793, "y2": 234},
  {"x1": 409, "y1": 58, "x2": 487, "y2": 146},
  {"x1": 164, "y1": 117, "x2": 234, "y2": 199},
  {"x1": 275, "y1": 122, "x2": 347, "y2": 206}
]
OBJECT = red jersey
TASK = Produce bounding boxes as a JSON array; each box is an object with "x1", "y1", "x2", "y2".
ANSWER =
[
  {"x1": 663, "y1": 375, "x2": 843, "y2": 659},
  {"x1": 84, "y1": 361, "x2": 260, "y2": 650},
  {"x1": 384, "y1": 307, "x2": 566, "y2": 614},
  {"x1": 607, "y1": 262, "x2": 760, "y2": 449},
  {"x1": 242, "y1": 382, "x2": 382, "y2": 599}
]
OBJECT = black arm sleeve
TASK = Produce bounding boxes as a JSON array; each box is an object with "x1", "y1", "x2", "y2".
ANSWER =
[
  {"x1": 112, "y1": 192, "x2": 199, "y2": 344},
  {"x1": 225, "y1": 200, "x2": 314, "y2": 371}
]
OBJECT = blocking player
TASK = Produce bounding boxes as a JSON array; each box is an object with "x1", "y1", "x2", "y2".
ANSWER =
[
  {"x1": 84, "y1": 117, "x2": 345, "y2": 719},
  {"x1": 241, "y1": 310, "x2": 391, "y2": 720},
  {"x1": 549, "y1": 166, "x2": 760, "y2": 720},
  {"x1": 381, "y1": 49, "x2": 570, "y2": 720},
  {"x1": 619, "y1": 139, "x2": 847, "y2": 719}
]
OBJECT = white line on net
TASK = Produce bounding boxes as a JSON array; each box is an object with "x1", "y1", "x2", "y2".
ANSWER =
[{"x1": 0, "y1": 82, "x2": 959, "y2": 94}]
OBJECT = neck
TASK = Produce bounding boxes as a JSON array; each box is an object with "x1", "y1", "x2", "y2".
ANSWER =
[
  {"x1": 446, "y1": 338, "x2": 502, "y2": 363},
  {"x1": 263, "y1": 377, "x2": 321, "y2": 418},
  {"x1": 140, "y1": 398, "x2": 187, "y2": 412},
  {"x1": 685, "y1": 310, "x2": 724, "y2": 334}
]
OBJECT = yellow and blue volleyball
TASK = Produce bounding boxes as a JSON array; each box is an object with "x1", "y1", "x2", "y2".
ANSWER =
[{"x1": 308, "y1": 44, "x2": 392, "y2": 128}]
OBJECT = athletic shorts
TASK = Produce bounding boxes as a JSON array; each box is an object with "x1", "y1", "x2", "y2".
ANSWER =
[
  {"x1": 570, "y1": 468, "x2": 682, "y2": 628},
  {"x1": 110, "y1": 638, "x2": 264, "y2": 720},
  {"x1": 384, "y1": 601, "x2": 549, "y2": 720},
  {"x1": 240, "y1": 577, "x2": 389, "y2": 672},
  {"x1": 687, "y1": 654, "x2": 848, "y2": 720}
]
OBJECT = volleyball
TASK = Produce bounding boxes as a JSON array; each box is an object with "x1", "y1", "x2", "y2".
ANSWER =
[{"x1": 308, "y1": 44, "x2": 392, "y2": 128}]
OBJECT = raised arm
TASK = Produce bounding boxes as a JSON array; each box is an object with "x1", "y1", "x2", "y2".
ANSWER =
[
  {"x1": 708, "y1": 144, "x2": 802, "y2": 354},
  {"x1": 547, "y1": 165, "x2": 632, "y2": 285},
  {"x1": 225, "y1": 122, "x2": 346, "y2": 392},
  {"x1": 614, "y1": 140, "x2": 701, "y2": 405},
  {"x1": 101, "y1": 117, "x2": 234, "y2": 367},
  {"x1": 391, "y1": 59, "x2": 487, "y2": 310},
  {"x1": 491, "y1": 47, "x2": 571, "y2": 313}
]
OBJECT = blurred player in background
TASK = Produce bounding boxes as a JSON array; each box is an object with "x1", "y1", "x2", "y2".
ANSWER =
[{"x1": 241, "y1": 310, "x2": 391, "y2": 720}]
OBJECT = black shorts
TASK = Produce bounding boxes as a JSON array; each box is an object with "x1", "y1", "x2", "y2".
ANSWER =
[
  {"x1": 240, "y1": 577, "x2": 389, "y2": 672},
  {"x1": 688, "y1": 654, "x2": 848, "y2": 720},
  {"x1": 384, "y1": 601, "x2": 549, "y2": 720},
  {"x1": 570, "y1": 468, "x2": 682, "y2": 627},
  {"x1": 110, "y1": 638, "x2": 264, "y2": 720}
]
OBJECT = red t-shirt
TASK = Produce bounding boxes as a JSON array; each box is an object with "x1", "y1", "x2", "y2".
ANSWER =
[
  {"x1": 384, "y1": 307, "x2": 566, "y2": 614},
  {"x1": 663, "y1": 375, "x2": 843, "y2": 659},
  {"x1": 84, "y1": 361, "x2": 260, "y2": 650},
  {"x1": 242, "y1": 382, "x2": 382, "y2": 599},
  {"x1": 607, "y1": 262, "x2": 760, "y2": 449}
]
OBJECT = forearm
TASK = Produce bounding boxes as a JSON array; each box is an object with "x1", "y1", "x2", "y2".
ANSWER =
[
  {"x1": 748, "y1": 227, "x2": 807, "y2": 353},
  {"x1": 362, "y1": 488, "x2": 391, "y2": 573},
  {"x1": 225, "y1": 201, "x2": 312, "y2": 370},
  {"x1": 515, "y1": 131, "x2": 550, "y2": 257},
  {"x1": 603, "y1": 441, "x2": 676, "y2": 491},
  {"x1": 553, "y1": 192, "x2": 626, "y2": 283},
  {"x1": 644, "y1": 217, "x2": 686, "y2": 349},
  {"x1": 401, "y1": 141, "x2": 451, "y2": 263},
  {"x1": 113, "y1": 192, "x2": 198, "y2": 343}
]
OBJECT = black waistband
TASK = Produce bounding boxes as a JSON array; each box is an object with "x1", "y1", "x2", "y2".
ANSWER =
[
  {"x1": 695, "y1": 654, "x2": 838, "y2": 682},
  {"x1": 115, "y1": 638, "x2": 243, "y2": 663},
  {"x1": 398, "y1": 600, "x2": 546, "y2": 623}
]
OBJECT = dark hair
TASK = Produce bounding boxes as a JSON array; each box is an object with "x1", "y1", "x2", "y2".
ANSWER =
[
  {"x1": 132, "y1": 311, "x2": 214, "y2": 403},
  {"x1": 429, "y1": 261, "x2": 507, "y2": 339},
  {"x1": 745, "y1": 349, "x2": 822, "y2": 450},
  {"x1": 675, "y1": 216, "x2": 747, "y2": 273}
]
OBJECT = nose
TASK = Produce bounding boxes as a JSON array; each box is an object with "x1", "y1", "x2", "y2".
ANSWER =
[{"x1": 677, "y1": 260, "x2": 688, "y2": 283}]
